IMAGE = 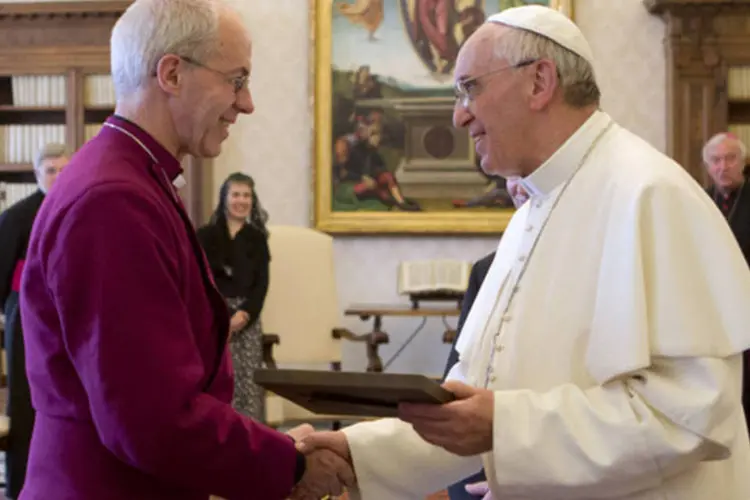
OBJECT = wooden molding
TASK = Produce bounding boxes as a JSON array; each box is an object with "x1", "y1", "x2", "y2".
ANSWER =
[
  {"x1": 0, "y1": 1, "x2": 131, "y2": 18},
  {"x1": 646, "y1": 0, "x2": 750, "y2": 183},
  {"x1": 644, "y1": 0, "x2": 750, "y2": 14}
]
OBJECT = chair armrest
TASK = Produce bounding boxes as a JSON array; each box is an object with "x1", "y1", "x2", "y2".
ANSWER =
[
  {"x1": 442, "y1": 329, "x2": 457, "y2": 344},
  {"x1": 261, "y1": 333, "x2": 280, "y2": 369},
  {"x1": 332, "y1": 327, "x2": 389, "y2": 372}
]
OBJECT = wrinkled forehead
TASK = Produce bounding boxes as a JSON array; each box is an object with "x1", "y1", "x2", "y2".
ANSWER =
[
  {"x1": 710, "y1": 139, "x2": 743, "y2": 157},
  {"x1": 39, "y1": 156, "x2": 67, "y2": 169},
  {"x1": 215, "y1": 14, "x2": 252, "y2": 70},
  {"x1": 454, "y1": 23, "x2": 508, "y2": 80}
]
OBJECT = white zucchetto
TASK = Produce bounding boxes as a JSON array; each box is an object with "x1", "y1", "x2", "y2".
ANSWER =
[{"x1": 487, "y1": 5, "x2": 595, "y2": 68}]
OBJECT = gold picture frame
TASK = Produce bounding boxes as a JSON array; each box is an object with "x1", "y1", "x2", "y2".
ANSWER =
[{"x1": 311, "y1": 0, "x2": 575, "y2": 235}]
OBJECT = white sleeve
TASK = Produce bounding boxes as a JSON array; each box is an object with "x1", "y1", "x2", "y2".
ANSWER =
[
  {"x1": 342, "y1": 417, "x2": 483, "y2": 500},
  {"x1": 487, "y1": 355, "x2": 742, "y2": 498}
]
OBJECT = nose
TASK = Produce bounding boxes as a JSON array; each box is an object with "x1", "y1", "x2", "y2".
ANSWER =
[
  {"x1": 235, "y1": 87, "x2": 255, "y2": 115},
  {"x1": 453, "y1": 101, "x2": 472, "y2": 128}
]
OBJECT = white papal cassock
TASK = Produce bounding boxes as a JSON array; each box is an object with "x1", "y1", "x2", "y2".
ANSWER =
[{"x1": 342, "y1": 110, "x2": 750, "y2": 499}]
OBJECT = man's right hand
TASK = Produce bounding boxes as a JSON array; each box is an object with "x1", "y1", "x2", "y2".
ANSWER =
[
  {"x1": 297, "y1": 430, "x2": 350, "y2": 462},
  {"x1": 291, "y1": 431, "x2": 354, "y2": 499},
  {"x1": 290, "y1": 447, "x2": 354, "y2": 500}
]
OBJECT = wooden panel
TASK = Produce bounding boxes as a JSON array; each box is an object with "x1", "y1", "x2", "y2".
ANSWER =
[
  {"x1": 647, "y1": 0, "x2": 750, "y2": 184},
  {"x1": 729, "y1": 101, "x2": 750, "y2": 123},
  {"x1": 0, "y1": 0, "x2": 204, "y2": 222}
]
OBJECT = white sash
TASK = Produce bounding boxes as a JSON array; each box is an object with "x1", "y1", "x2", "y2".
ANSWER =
[{"x1": 454, "y1": 206, "x2": 528, "y2": 384}]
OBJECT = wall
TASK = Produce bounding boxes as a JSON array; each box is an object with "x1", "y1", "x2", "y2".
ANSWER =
[{"x1": 212, "y1": 0, "x2": 668, "y2": 375}]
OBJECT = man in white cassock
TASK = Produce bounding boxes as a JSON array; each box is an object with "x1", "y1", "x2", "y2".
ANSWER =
[{"x1": 298, "y1": 5, "x2": 750, "y2": 500}]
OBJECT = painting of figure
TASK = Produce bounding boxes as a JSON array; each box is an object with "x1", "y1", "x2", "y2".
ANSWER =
[{"x1": 313, "y1": 0, "x2": 574, "y2": 234}]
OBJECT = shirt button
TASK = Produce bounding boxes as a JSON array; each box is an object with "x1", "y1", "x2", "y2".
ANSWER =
[
  {"x1": 525, "y1": 225, "x2": 533, "y2": 232},
  {"x1": 535, "y1": 201, "x2": 543, "y2": 208},
  {"x1": 489, "y1": 374, "x2": 497, "y2": 383},
  {"x1": 518, "y1": 255, "x2": 526, "y2": 262},
  {"x1": 502, "y1": 314, "x2": 512, "y2": 322},
  {"x1": 495, "y1": 344, "x2": 504, "y2": 353}
]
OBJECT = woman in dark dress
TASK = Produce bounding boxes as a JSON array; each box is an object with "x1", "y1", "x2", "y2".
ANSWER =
[{"x1": 197, "y1": 172, "x2": 270, "y2": 421}]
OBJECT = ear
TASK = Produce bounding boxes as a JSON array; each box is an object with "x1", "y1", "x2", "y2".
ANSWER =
[
  {"x1": 154, "y1": 54, "x2": 183, "y2": 96},
  {"x1": 528, "y1": 59, "x2": 559, "y2": 111}
]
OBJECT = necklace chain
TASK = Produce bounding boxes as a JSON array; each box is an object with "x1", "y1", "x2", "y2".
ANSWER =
[
  {"x1": 102, "y1": 122, "x2": 158, "y2": 163},
  {"x1": 482, "y1": 120, "x2": 615, "y2": 388}
]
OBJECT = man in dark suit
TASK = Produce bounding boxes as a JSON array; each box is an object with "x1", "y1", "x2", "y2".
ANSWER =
[
  {"x1": 443, "y1": 177, "x2": 528, "y2": 499},
  {"x1": 0, "y1": 143, "x2": 68, "y2": 499},
  {"x1": 703, "y1": 132, "x2": 750, "y2": 435}
]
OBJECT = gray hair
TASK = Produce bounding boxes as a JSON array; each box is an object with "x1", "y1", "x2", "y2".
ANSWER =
[
  {"x1": 702, "y1": 132, "x2": 748, "y2": 164},
  {"x1": 110, "y1": 0, "x2": 227, "y2": 100},
  {"x1": 493, "y1": 27, "x2": 600, "y2": 108},
  {"x1": 34, "y1": 143, "x2": 69, "y2": 171}
]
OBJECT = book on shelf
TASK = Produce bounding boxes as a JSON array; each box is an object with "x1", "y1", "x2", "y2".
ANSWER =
[
  {"x1": 729, "y1": 125, "x2": 750, "y2": 149},
  {"x1": 0, "y1": 74, "x2": 115, "y2": 109},
  {"x1": 85, "y1": 124, "x2": 103, "y2": 142},
  {"x1": 0, "y1": 125, "x2": 66, "y2": 164},
  {"x1": 0, "y1": 182, "x2": 38, "y2": 212},
  {"x1": 397, "y1": 259, "x2": 472, "y2": 297},
  {"x1": 729, "y1": 67, "x2": 750, "y2": 100},
  {"x1": 84, "y1": 74, "x2": 115, "y2": 107},
  {"x1": 10, "y1": 75, "x2": 66, "y2": 107}
]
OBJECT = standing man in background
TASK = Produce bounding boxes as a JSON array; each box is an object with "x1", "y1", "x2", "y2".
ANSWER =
[
  {"x1": 703, "y1": 132, "x2": 750, "y2": 265},
  {"x1": 703, "y1": 131, "x2": 750, "y2": 436},
  {"x1": 18, "y1": 1, "x2": 352, "y2": 499},
  {"x1": 0, "y1": 143, "x2": 68, "y2": 499}
]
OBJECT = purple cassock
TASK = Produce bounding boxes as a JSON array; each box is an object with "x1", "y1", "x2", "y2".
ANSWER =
[{"x1": 19, "y1": 115, "x2": 301, "y2": 499}]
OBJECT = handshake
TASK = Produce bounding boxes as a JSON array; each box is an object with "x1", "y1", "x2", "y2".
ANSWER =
[
  {"x1": 283, "y1": 380, "x2": 497, "y2": 499},
  {"x1": 286, "y1": 424, "x2": 356, "y2": 500}
]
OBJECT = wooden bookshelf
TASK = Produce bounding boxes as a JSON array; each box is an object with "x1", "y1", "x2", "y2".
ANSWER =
[
  {"x1": 0, "y1": 1, "x2": 208, "y2": 224},
  {"x1": 646, "y1": 0, "x2": 750, "y2": 185}
]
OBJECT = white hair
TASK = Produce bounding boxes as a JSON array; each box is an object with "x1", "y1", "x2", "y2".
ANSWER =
[
  {"x1": 493, "y1": 27, "x2": 600, "y2": 107},
  {"x1": 34, "y1": 142, "x2": 69, "y2": 171},
  {"x1": 110, "y1": 0, "x2": 228, "y2": 100},
  {"x1": 702, "y1": 132, "x2": 748, "y2": 164}
]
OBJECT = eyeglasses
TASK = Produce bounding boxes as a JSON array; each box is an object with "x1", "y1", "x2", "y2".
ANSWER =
[
  {"x1": 180, "y1": 56, "x2": 249, "y2": 94},
  {"x1": 454, "y1": 59, "x2": 537, "y2": 108}
]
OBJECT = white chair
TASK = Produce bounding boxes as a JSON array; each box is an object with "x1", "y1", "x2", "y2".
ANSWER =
[{"x1": 260, "y1": 225, "x2": 372, "y2": 427}]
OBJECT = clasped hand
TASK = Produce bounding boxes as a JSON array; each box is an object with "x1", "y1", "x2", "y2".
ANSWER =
[
  {"x1": 285, "y1": 381, "x2": 493, "y2": 498},
  {"x1": 287, "y1": 425, "x2": 355, "y2": 500}
]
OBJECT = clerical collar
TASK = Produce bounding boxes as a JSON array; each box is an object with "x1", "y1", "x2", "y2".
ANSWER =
[
  {"x1": 519, "y1": 110, "x2": 612, "y2": 197},
  {"x1": 103, "y1": 115, "x2": 184, "y2": 185}
]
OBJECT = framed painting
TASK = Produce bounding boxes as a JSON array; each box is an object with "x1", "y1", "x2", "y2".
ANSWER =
[{"x1": 311, "y1": 0, "x2": 575, "y2": 234}]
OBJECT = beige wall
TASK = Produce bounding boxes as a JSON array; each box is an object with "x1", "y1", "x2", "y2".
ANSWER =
[{"x1": 213, "y1": 0, "x2": 667, "y2": 375}]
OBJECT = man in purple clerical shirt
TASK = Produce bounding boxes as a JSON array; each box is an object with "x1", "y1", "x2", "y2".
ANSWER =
[{"x1": 17, "y1": 1, "x2": 352, "y2": 499}]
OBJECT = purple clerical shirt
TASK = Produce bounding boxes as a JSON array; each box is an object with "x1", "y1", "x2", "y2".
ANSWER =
[{"x1": 19, "y1": 115, "x2": 299, "y2": 500}]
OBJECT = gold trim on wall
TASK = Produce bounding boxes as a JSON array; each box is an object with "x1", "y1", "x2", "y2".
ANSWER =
[{"x1": 310, "y1": 1, "x2": 574, "y2": 235}]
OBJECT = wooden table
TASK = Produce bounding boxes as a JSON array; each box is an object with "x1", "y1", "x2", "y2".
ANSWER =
[{"x1": 336, "y1": 304, "x2": 461, "y2": 372}]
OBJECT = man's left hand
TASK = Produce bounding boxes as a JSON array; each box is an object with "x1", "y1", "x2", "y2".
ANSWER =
[{"x1": 398, "y1": 380, "x2": 493, "y2": 456}]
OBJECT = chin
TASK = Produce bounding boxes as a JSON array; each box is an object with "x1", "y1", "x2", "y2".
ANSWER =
[
  {"x1": 479, "y1": 157, "x2": 502, "y2": 177},
  {"x1": 198, "y1": 142, "x2": 223, "y2": 159}
]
